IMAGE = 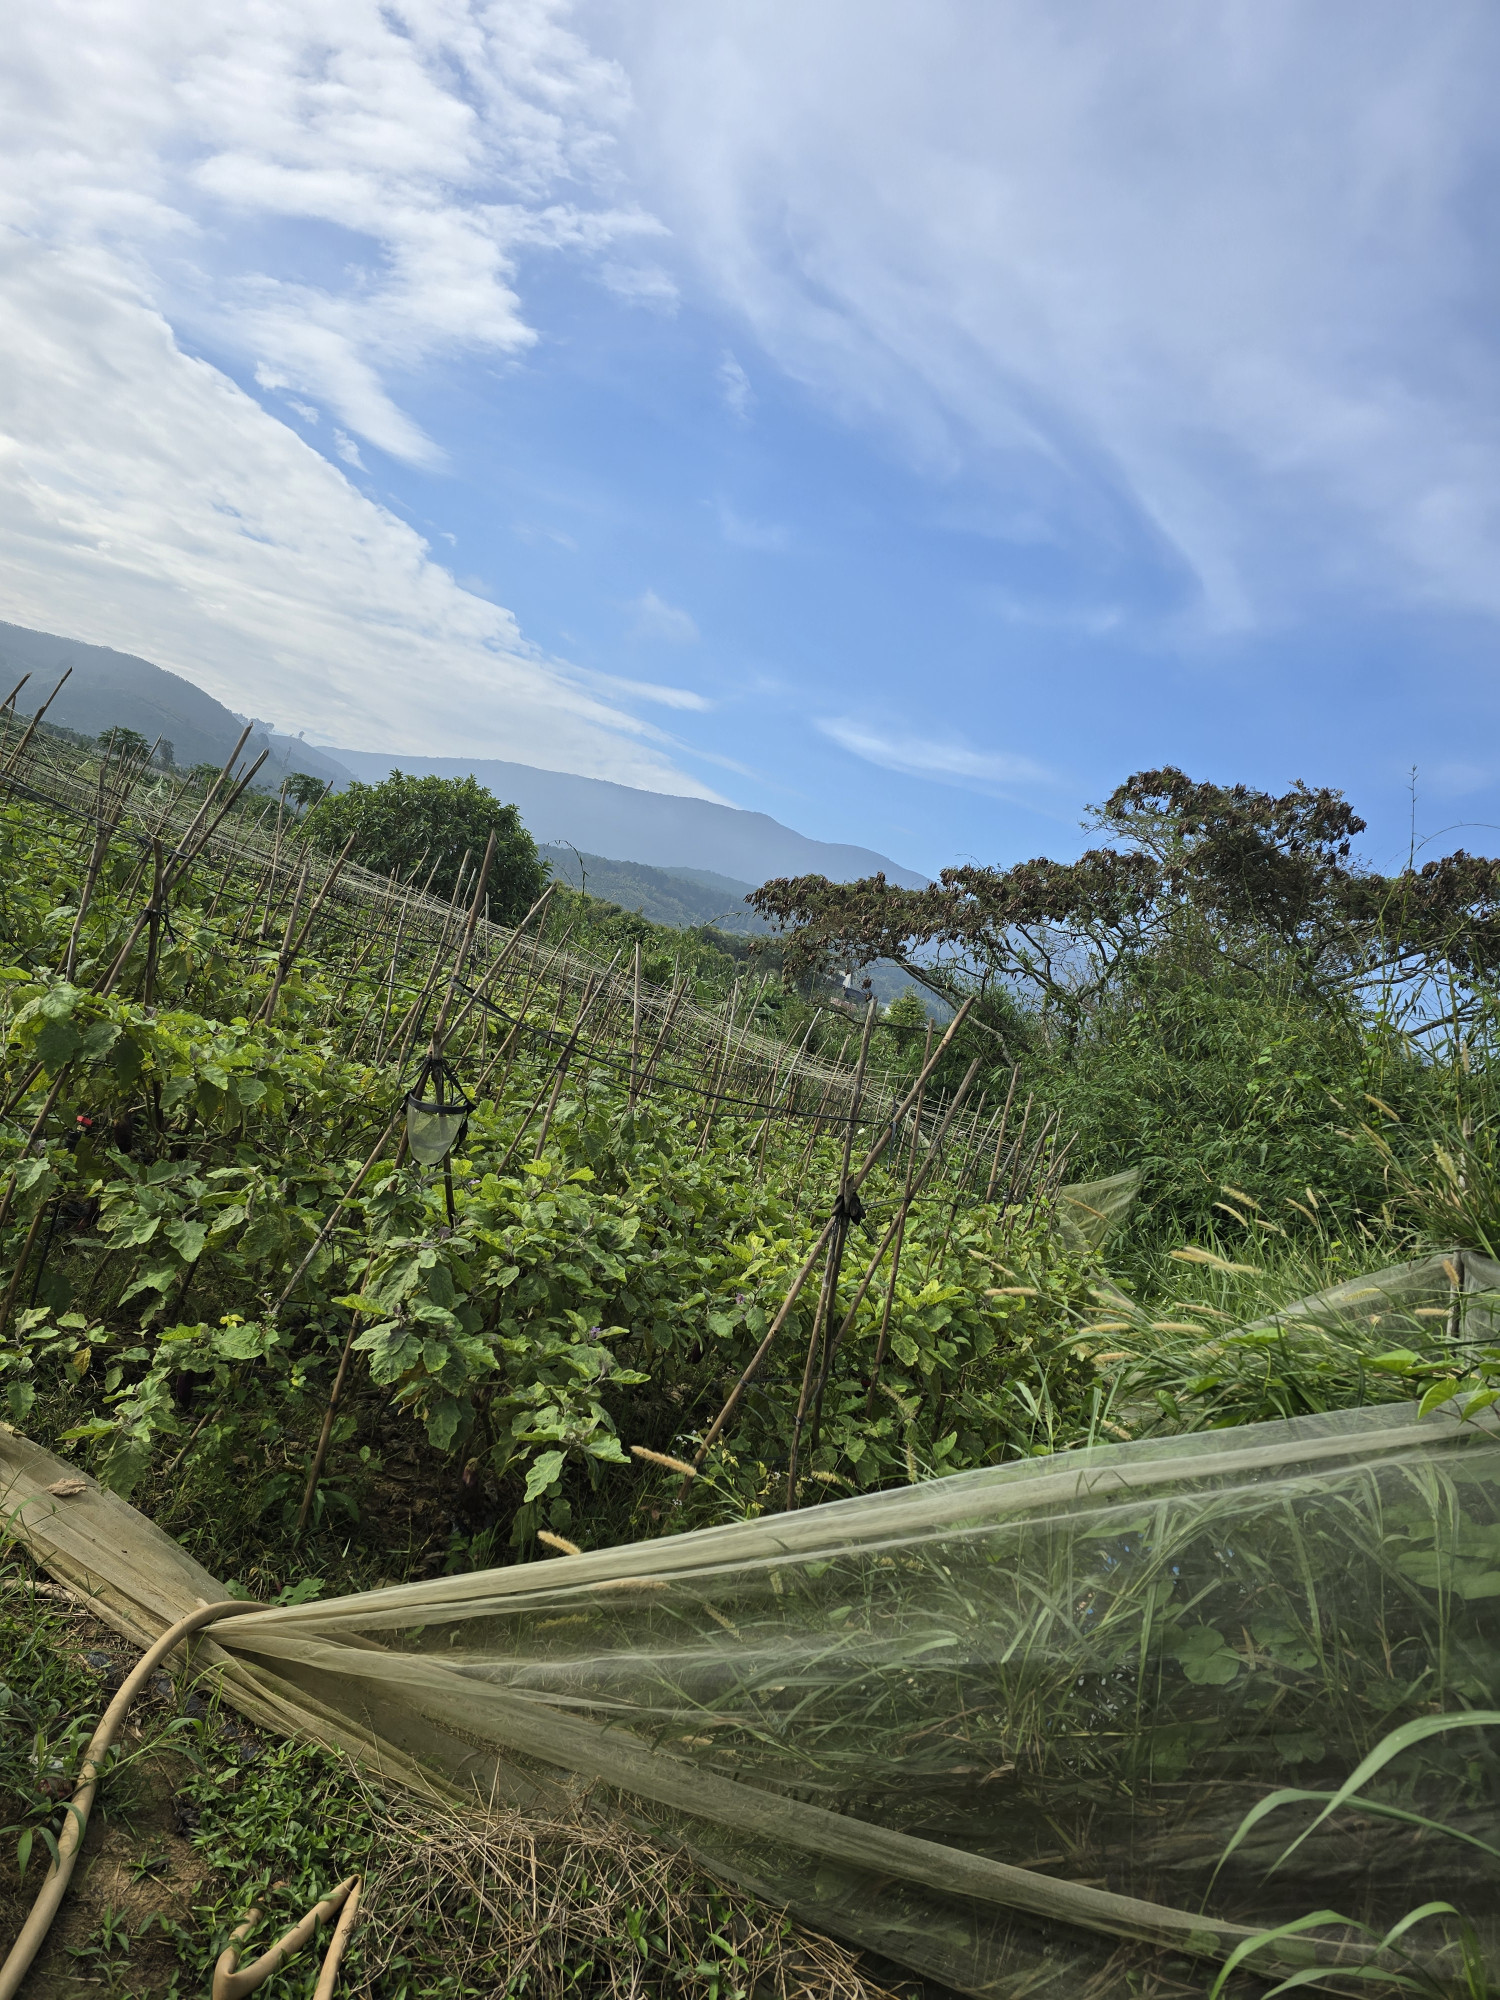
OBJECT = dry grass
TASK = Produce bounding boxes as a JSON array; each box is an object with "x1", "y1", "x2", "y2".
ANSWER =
[{"x1": 357, "y1": 1782, "x2": 913, "y2": 2000}]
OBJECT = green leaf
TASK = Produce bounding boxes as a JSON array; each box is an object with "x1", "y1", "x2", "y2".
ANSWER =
[
  {"x1": 1214, "y1": 1710, "x2": 1500, "y2": 1888},
  {"x1": 13, "y1": 1157, "x2": 54, "y2": 1195},
  {"x1": 585, "y1": 1435, "x2": 629, "y2": 1463},
  {"x1": 1207, "y1": 1912, "x2": 1366, "y2": 2000},
  {"x1": 118, "y1": 1263, "x2": 179, "y2": 1304},
  {"x1": 213, "y1": 1322, "x2": 275, "y2": 1361},
  {"x1": 1273, "y1": 1731, "x2": 1325, "y2": 1767},
  {"x1": 239, "y1": 1212, "x2": 288, "y2": 1262},
  {"x1": 1167, "y1": 1624, "x2": 1241, "y2": 1685},
  {"x1": 97, "y1": 1432, "x2": 155, "y2": 1499},
  {"x1": 108, "y1": 1036, "x2": 143, "y2": 1086},
  {"x1": 524, "y1": 1449, "x2": 566, "y2": 1501},
  {"x1": 1251, "y1": 1616, "x2": 1318, "y2": 1670},
  {"x1": 1366, "y1": 1348, "x2": 1422, "y2": 1374},
  {"x1": 422, "y1": 1392, "x2": 467, "y2": 1450},
  {"x1": 1417, "y1": 1377, "x2": 1462, "y2": 1417},
  {"x1": 4, "y1": 1380, "x2": 35, "y2": 1424},
  {"x1": 275, "y1": 1576, "x2": 326, "y2": 1606},
  {"x1": 164, "y1": 1218, "x2": 208, "y2": 1264},
  {"x1": 76, "y1": 1020, "x2": 120, "y2": 1062}
]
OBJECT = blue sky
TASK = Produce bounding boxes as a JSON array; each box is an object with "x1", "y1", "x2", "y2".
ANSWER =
[{"x1": 2, "y1": 1, "x2": 1499, "y2": 881}]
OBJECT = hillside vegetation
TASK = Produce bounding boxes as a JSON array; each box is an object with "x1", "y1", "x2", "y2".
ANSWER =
[{"x1": 3, "y1": 730, "x2": 1499, "y2": 1995}]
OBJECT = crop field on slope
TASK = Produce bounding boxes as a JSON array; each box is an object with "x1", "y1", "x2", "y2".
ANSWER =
[{"x1": 2, "y1": 726, "x2": 1498, "y2": 1996}]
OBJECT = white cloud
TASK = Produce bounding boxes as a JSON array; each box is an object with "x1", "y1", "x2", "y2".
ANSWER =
[
  {"x1": 4, "y1": 1, "x2": 661, "y2": 465},
  {"x1": 599, "y1": 260, "x2": 680, "y2": 311},
  {"x1": 630, "y1": 588, "x2": 700, "y2": 643},
  {"x1": 0, "y1": 233, "x2": 717, "y2": 792},
  {"x1": 714, "y1": 501, "x2": 788, "y2": 552},
  {"x1": 578, "y1": 670, "x2": 710, "y2": 711},
  {"x1": 604, "y1": 2, "x2": 1500, "y2": 632},
  {"x1": 819, "y1": 718, "x2": 1053, "y2": 792},
  {"x1": 717, "y1": 350, "x2": 753, "y2": 421},
  {"x1": 0, "y1": 0, "x2": 716, "y2": 794}
]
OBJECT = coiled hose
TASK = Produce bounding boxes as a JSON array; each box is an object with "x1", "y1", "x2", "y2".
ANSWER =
[{"x1": 0, "y1": 1598, "x2": 361, "y2": 2000}]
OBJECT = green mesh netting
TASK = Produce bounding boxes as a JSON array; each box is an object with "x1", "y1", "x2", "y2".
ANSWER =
[{"x1": 4, "y1": 1255, "x2": 1499, "y2": 1997}]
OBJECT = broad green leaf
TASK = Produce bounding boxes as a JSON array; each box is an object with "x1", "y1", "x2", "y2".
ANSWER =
[
  {"x1": 33, "y1": 1015, "x2": 82, "y2": 1070},
  {"x1": 165, "y1": 1217, "x2": 208, "y2": 1263},
  {"x1": 524, "y1": 1449, "x2": 566, "y2": 1501},
  {"x1": 1417, "y1": 1377, "x2": 1462, "y2": 1417}
]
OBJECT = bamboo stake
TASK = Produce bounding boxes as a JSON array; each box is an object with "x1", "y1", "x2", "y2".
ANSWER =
[
  {"x1": 257, "y1": 833, "x2": 358, "y2": 1023},
  {"x1": 689, "y1": 997, "x2": 974, "y2": 1471},
  {"x1": 140, "y1": 840, "x2": 167, "y2": 1007},
  {"x1": 0, "y1": 1196, "x2": 54, "y2": 1345},
  {"x1": 257, "y1": 785, "x2": 290, "y2": 942},
  {"x1": 62, "y1": 757, "x2": 116, "y2": 983},
  {"x1": 256, "y1": 859, "x2": 308, "y2": 1021},
  {"x1": 816, "y1": 1056, "x2": 983, "y2": 1384},
  {"x1": 0, "y1": 688, "x2": 25, "y2": 773},
  {"x1": 866, "y1": 1041, "x2": 929, "y2": 1419},
  {"x1": 270, "y1": 1104, "x2": 407, "y2": 1316},
  {"x1": 294, "y1": 1250, "x2": 378, "y2": 1536},
  {"x1": 1004, "y1": 1094, "x2": 1034, "y2": 1205},
  {"x1": 0, "y1": 669, "x2": 72, "y2": 777},
  {"x1": 693, "y1": 982, "x2": 741, "y2": 1155},
  {"x1": 754, "y1": 1012, "x2": 821, "y2": 1175},
  {"x1": 627, "y1": 942, "x2": 643, "y2": 1109},
  {"x1": 476, "y1": 934, "x2": 573, "y2": 1101},
  {"x1": 412, "y1": 882, "x2": 554, "y2": 1058},
  {"x1": 372, "y1": 860, "x2": 433, "y2": 1064},
  {"x1": 632, "y1": 979, "x2": 688, "y2": 1102},
  {"x1": 790, "y1": 999, "x2": 877, "y2": 1501},
  {"x1": 985, "y1": 1067, "x2": 1021, "y2": 1202},
  {"x1": 95, "y1": 738, "x2": 267, "y2": 997},
  {"x1": 425, "y1": 836, "x2": 495, "y2": 1058},
  {"x1": 386, "y1": 853, "x2": 480, "y2": 1076},
  {"x1": 528, "y1": 951, "x2": 622, "y2": 1160}
]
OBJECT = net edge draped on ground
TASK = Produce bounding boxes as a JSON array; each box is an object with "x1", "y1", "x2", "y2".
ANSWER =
[{"x1": 4, "y1": 1253, "x2": 1500, "y2": 1998}]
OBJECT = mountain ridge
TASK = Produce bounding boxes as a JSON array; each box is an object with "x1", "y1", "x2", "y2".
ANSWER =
[
  {"x1": 0, "y1": 618, "x2": 928, "y2": 889},
  {"x1": 328, "y1": 748, "x2": 928, "y2": 889}
]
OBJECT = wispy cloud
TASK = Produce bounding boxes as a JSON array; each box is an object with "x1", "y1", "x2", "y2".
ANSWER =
[
  {"x1": 0, "y1": 243, "x2": 711, "y2": 794},
  {"x1": 573, "y1": 667, "x2": 711, "y2": 712},
  {"x1": 0, "y1": 0, "x2": 718, "y2": 794},
  {"x1": 600, "y1": 261, "x2": 680, "y2": 312},
  {"x1": 819, "y1": 718, "x2": 1054, "y2": 793},
  {"x1": 718, "y1": 350, "x2": 753, "y2": 421},
  {"x1": 617, "y1": 2, "x2": 1500, "y2": 633},
  {"x1": 5, "y1": 0, "x2": 660, "y2": 467},
  {"x1": 715, "y1": 501, "x2": 789, "y2": 552},
  {"x1": 630, "y1": 588, "x2": 700, "y2": 643}
]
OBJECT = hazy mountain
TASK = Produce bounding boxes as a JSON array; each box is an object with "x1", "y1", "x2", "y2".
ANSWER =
[
  {"x1": 0, "y1": 619, "x2": 351, "y2": 787},
  {"x1": 330, "y1": 749, "x2": 928, "y2": 888},
  {"x1": 539, "y1": 846, "x2": 767, "y2": 931},
  {"x1": 0, "y1": 619, "x2": 927, "y2": 890}
]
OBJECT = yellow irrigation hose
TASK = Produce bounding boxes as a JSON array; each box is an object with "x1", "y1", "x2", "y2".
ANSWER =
[
  {"x1": 0, "y1": 1597, "x2": 359, "y2": 2000},
  {"x1": 213, "y1": 1875, "x2": 361, "y2": 2000}
]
